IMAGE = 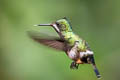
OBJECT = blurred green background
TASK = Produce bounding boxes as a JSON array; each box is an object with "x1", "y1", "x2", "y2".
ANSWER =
[{"x1": 0, "y1": 0, "x2": 120, "y2": 80}]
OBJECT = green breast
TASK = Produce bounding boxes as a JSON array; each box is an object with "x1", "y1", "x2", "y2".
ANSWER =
[{"x1": 61, "y1": 31, "x2": 86, "y2": 50}]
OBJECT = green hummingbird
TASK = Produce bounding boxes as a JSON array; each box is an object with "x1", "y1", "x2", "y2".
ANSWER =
[{"x1": 30, "y1": 17, "x2": 101, "y2": 79}]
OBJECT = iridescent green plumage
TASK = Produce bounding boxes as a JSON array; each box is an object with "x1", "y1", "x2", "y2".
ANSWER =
[
  {"x1": 56, "y1": 18, "x2": 86, "y2": 50},
  {"x1": 30, "y1": 17, "x2": 101, "y2": 79}
]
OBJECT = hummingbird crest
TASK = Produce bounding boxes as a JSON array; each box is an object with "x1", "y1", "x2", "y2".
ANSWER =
[{"x1": 29, "y1": 17, "x2": 101, "y2": 79}]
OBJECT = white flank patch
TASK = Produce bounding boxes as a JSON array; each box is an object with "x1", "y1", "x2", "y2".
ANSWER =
[{"x1": 80, "y1": 50, "x2": 93, "y2": 58}]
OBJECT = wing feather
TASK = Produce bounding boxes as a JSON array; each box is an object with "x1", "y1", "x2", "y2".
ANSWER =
[
  {"x1": 28, "y1": 31, "x2": 66, "y2": 51},
  {"x1": 33, "y1": 38, "x2": 65, "y2": 51}
]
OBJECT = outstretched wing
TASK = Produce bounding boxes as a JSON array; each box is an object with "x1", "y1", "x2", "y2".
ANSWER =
[
  {"x1": 33, "y1": 38, "x2": 65, "y2": 51},
  {"x1": 28, "y1": 31, "x2": 66, "y2": 51}
]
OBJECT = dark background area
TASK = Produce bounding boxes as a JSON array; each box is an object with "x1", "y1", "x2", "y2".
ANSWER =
[{"x1": 0, "y1": 0, "x2": 120, "y2": 80}]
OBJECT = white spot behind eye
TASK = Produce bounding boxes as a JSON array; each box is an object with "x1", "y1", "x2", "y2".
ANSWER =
[{"x1": 53, "y1": 24, "x2": 60, "y2": 32}]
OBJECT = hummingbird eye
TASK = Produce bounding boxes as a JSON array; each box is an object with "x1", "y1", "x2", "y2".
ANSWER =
[
  {"x1": 55, "y1": 22, "x2": 66, "y2": 30},
  {"x1": 56, "y1": 22, "x2": 60, "y2": 27}
]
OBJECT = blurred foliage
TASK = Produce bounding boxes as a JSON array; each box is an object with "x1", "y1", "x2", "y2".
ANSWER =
[{"x1": 0, "y1": 0, "x2": 120, "y2": 80}]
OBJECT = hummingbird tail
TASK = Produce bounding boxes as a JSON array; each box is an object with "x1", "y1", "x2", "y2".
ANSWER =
[
  {"x1": 90, "y1": 56, "x2": 101, "y2": 79},
  {"x1": 92, "y1": 64, "x2": 101, "y2": 79}
]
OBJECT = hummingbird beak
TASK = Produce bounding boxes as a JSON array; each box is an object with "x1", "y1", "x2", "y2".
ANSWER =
[
  {"x1": 89, "y1": 56, "x2": 101, "y2": 79},
  {"x1": 34, "y1": 23, "x2": 60, "y2": 33},
  {"x1": 34, "y1": 24, "x2": 52, "y2": 26}
]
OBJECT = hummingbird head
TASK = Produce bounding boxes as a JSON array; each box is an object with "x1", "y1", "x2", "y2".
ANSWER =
[
  {"x1": 34, "y1": 17, "x2": 72, "y2": 33},
  {"x1": 55, "y1": 17, "x2": 72, "y2": 32}
]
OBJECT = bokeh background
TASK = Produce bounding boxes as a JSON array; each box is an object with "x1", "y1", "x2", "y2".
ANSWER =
[{"x1": 0, "y1": 0, "x2": 120, "y2": 80}]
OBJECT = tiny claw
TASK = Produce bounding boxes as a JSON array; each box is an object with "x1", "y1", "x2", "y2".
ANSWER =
[{"x1": 70, "y1": 62, "x2": 79, "y2": 69}]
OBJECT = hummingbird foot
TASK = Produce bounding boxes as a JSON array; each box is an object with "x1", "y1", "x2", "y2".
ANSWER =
[{"x1": 70, "y1": 62, "x2": 79, "y2": 69}]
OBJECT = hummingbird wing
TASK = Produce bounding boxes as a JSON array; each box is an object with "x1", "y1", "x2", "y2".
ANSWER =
[
  {"x1": 33, "y1": 38, "x2": 66, "y2": 51},
  {"x1": 28, "y1": 31, "x2": 67, "y2": 51}
]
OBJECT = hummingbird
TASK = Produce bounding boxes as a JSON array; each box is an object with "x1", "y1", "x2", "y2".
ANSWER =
[{"x1": 29, "y1": 17, "x2": 101, "y2": 79}]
